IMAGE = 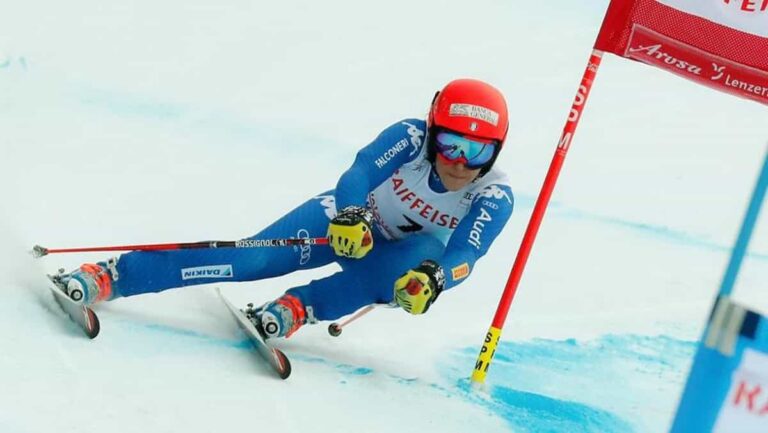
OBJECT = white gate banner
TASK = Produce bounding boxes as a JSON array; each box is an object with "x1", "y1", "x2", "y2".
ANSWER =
[
  {"x1": 713, "y1": 349, "x2": 768, "y2": 433},
  {"x1": 656, "y1": 0, "x2": 768, "y2": 37}
]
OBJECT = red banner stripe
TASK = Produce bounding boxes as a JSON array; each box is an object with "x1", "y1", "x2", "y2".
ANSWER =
[{"x1": 595, "y1": 0, "x2": 768, "y2": 71}]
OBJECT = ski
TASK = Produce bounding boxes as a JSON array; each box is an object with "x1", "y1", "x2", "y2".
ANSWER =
[
  {"x1": 47, "y1": 274, "x2": 100, "y2": 339},
  {"x1": 216, "y1": 288, "x2": 291, "y2": 379}
]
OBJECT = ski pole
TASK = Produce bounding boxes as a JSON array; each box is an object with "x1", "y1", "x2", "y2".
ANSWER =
[
  {"x1": 31, "y1": 237, "x2": 329, "y2": 258},
  {"x1": 328, "y1": 305, "x2": 376, "y2": 337},
  {"x1": 328, "y1": 302, "x2": 396, "y2": 337}
]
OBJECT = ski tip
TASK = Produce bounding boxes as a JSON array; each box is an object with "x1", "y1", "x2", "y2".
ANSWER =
[
  {"x1": 49, "y1": 285, "x2": 101, "y2": 339},
  {"x1": 85, "y1": 308, "x2": 101, "y2": 339},
  {"x1": 274, "y1": 349, "x2": 291, "y2": 380}
]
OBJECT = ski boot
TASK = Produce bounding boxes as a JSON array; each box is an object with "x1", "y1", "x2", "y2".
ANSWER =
[
  {"x1": 53, "y1": 258, "x2": 120, "y2": 304},
  {"x1": 244, "y1": 293, "x2": 307, "y2": 339}
]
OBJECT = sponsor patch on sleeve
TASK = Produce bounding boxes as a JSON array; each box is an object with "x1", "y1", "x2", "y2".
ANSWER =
[{"x1": 451, "y1": 263, "x2": 470, "y2": 281}]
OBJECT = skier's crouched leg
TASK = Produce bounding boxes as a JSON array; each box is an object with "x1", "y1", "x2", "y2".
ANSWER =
[{"x1": 56, "y1": 258, "x2": 122, "y2": 305}]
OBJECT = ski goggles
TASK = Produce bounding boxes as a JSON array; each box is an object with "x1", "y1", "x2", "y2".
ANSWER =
[{"x1": 433, "y1": 130, "x2": 497, "y2": 169}]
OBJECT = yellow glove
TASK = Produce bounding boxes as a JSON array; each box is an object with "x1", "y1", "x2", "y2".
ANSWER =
[
  {"x1": 393, "y1": 260, "x2": 445, "y2": 315},
  {"x1": 327, "y1": 206, "x2": 374, "y2": 259}
]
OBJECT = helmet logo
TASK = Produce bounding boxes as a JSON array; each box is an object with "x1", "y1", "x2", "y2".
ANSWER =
[
  {"x1": 469, "y1": 122, "x2": 478, "y2": 132},
  {"x1": 448, "y1": 103, "x2": 499, "y2": 126}
]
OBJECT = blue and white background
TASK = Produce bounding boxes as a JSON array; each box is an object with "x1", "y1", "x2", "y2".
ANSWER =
[{"x1": 1, "y1": 1, "x2": 767, "y2": 432}]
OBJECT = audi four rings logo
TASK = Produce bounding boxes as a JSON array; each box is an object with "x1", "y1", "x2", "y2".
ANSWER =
[{"x1": 296, "y1": 229, "x2": 312, "y2": 265}]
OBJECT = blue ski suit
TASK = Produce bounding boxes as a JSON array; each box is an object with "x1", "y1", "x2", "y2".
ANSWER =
[{"x1": 109, "y1": 119, "x2": 514, "y2": 321}]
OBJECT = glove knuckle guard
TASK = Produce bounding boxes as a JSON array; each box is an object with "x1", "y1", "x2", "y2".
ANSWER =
[
  {"x1": 328, "y1": 206, "x2": 374, "y2": 259},
  {"x1": 393, "y1": 260, "x2": 446, "y2": 315}
]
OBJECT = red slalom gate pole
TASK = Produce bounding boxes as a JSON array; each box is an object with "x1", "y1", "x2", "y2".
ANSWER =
[
  {"x1": 470, "y1": 50, "x2": 604, "y2": 386},
  {"x1": 31, "y1": 237, "x2": 329, "y2": 258}
]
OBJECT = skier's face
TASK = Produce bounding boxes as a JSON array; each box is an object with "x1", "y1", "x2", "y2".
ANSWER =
[{"x1": 434, "y1": 156, "x2": 481, "y2": 191}]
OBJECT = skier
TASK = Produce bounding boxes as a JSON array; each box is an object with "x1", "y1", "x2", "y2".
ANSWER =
[{"x1": 57, "y1": 78, "x2": 515, "y2": 339}]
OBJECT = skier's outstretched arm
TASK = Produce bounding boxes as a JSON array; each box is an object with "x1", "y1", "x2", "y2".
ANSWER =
[{"x1": 334, "y1": 119, "x2": 425, "y2": 208}]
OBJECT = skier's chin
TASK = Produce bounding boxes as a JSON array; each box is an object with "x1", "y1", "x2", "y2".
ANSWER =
[
  {"x1": 435, "y1": 158, "x2": 482, "y2": 191},
  {"x1": 441, "y1": 173, "x2": 475, "y2": 191}
]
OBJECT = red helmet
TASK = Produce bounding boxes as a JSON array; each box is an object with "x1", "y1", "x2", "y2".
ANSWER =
[{"x1": 427, "y1": 78, "x2": 509, "y2": 144}]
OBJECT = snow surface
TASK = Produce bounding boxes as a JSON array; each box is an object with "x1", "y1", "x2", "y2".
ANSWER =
[{"x1": 1, "y1": 1, "x2": 767, "y2": 432}]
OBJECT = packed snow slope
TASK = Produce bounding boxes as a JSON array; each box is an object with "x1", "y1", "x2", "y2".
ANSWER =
[{"x1": 1, "y1": 1, "x2": 767, "y2": 432}]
